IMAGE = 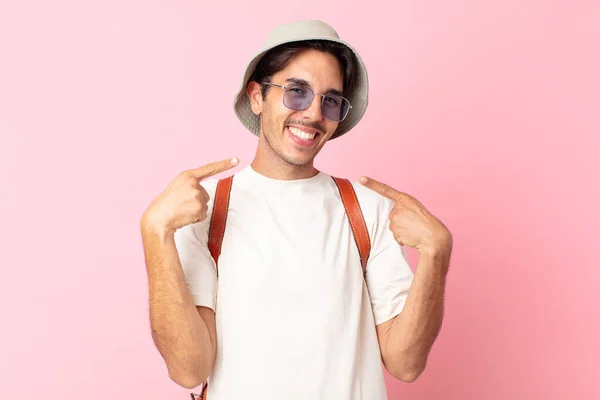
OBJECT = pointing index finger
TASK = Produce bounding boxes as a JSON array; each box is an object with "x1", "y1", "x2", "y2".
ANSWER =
[
  {"x1": 359, "y1": 176, "x2": 402, "y2": 201},
  {"x1": 190, "y1": 157, "x2": 239, "y2": 180}
]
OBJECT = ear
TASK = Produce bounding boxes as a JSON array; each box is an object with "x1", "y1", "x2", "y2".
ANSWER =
[{"x1": 246, "y1": 81, "x2": 264, "y2": 115}]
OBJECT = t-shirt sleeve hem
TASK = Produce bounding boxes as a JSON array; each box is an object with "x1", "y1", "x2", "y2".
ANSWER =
[
  {"x1": 374, "y1": 296, "x2": 409, "y2": 326},
  {"x1": 191, "y1": 292, "x2": 216, "y2": 312}
]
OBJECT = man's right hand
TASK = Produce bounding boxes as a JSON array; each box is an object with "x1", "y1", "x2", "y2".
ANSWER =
[{"x1": 141, "y1": 157, "x2": 239, "y2": 235}]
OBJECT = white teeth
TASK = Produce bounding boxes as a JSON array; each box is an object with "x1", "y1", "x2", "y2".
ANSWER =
[{"x1": 289, "y1": 126, "x2": 316, "y2": 141}]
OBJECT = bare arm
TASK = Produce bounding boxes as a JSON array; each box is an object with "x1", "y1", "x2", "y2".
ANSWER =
[
  {"x1": 376, "y1": 248, "x2": 450, "y2": 382},
  {"x1": 358, "y1": 175, "x2": 452, "y2": 383},
  {"x1": 142, "y1": 221, "x2": 216, "y2": 389},
  {"x1": 140, "y1": 157, "x2": 238, "y2": 388}
]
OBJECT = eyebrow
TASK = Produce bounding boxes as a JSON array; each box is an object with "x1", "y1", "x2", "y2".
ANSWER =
[{"x1": 285, "y1": 78, "x2": 344, "y2": 97}]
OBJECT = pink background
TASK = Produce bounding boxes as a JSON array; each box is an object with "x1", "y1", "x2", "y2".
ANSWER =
[{"x1": 1, "y1": 1, "x2": 598, "y2": 399}]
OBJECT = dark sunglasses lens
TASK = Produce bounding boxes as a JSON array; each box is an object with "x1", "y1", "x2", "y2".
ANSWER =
[
  {"x1": 284, "y1": 86, "x2": 312, "y2": 111},
  {"x1": 322, "y1": 96, "x2": 350, "y2": 122}
]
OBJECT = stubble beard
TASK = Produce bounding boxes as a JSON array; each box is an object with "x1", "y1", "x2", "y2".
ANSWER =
[{"x1": 260, "y1": 114, "x2": 316, "y2": 168}]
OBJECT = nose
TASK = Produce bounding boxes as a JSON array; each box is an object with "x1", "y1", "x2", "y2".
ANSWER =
[{"x1": 301, "y1": 94, "x2": 324, "y2": 122}]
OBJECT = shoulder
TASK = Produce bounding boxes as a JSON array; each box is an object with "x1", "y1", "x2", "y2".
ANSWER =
[
  {"x1": 353, "y1": 180, "x2": 395, "y2": 220},
  {"x1": 338, "y1": 177, "x2": 395, "y2": 212},
  {"x1": 328, "y1": 175, "x2": 394, "y2": 223},
  {"x1": 200, "y1": 177, "x2": 223, "y2": 199},
  {"x1": 351, "y1": 180, "x2": 390, "y2": 205}
]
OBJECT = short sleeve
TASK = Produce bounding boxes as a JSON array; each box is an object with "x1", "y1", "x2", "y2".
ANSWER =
[
  {"x1": 173, "y1": 179, "x2": 219, "y2": 311},
  {"x1": 360, "y1": 191, "x2": 414, "y2": 326}
]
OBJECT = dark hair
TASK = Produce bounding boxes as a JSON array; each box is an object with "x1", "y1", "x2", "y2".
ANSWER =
[{"x1": 248, "y1": 40, "x2": 358, "y2": 100}]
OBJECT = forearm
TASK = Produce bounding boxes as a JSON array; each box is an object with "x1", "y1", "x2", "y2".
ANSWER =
[
  {"x1": 141, "y1": 221, "x2": 215, "y2": 388},
  {"x1": 380, "y1": 248, "x2": 450, "y2": 381}
]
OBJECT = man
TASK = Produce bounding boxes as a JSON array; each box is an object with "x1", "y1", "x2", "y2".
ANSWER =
[{"x1": 140, "y1": 20, "x2": 452, "y2": 400}]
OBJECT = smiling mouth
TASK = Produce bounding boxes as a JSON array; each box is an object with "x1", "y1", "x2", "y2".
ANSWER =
[{"x1": 288, "y1": 126, "x2": 318, "y2": 141}]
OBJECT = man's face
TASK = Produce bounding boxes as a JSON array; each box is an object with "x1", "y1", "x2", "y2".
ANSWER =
[{"x1": 250, "y1": 49, "x2": 344, "y2": 167}]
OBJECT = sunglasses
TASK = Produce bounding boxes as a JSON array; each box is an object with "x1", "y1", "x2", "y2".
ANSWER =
[{"x1": 261, "y1": 82, "x2": 352, "y2": 122}]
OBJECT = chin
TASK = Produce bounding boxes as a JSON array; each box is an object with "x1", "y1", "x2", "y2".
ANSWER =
[
  {"x1": 281, "y1": 153, "x2": 314, "y2": 167},
  {"x1": 276, "y1": 142, "x2": 317, "y2": 167}
]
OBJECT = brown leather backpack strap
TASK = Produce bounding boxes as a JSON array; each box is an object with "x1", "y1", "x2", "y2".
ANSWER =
[
  {"x1": 208, "y1": 175, "x2": 233, "y2": 272},
  {"x1": 192, "y1": 381, "x2": 208, "y2": 400},
  {"x1": 332, "y1": 177, "x2": 371, "y2": 274}
]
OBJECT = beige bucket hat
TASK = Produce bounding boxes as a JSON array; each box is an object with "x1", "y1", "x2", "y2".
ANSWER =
[{"x1": 233, "y1": 20, "x2": 369, "y2": 140}]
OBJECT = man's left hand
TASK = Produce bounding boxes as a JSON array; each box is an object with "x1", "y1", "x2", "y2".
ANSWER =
[{"x1": 359, "y1": 176, "x2": 452, "y2": 256}]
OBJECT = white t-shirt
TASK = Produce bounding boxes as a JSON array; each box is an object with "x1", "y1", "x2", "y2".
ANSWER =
[{"x1": 174, "y1": 165, "x2": 414, "y2": 400}]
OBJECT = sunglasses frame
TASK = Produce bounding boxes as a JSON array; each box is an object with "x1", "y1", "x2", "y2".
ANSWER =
[{"x1": 261, "y1": 82, "x2": 352, "y2": 122}]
